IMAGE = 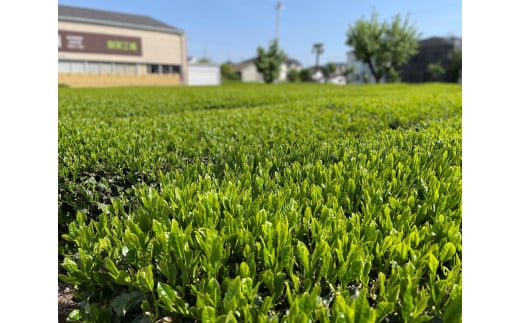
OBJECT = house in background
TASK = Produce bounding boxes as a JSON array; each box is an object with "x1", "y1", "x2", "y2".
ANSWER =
[
  {"x1": 331, "y1": 62, "x2": 348, "y2": 75},
  {"x1": 327, "y1": 74, "x2": 347, "y2": 85},
  {"x1": 310, "y1": 63, "x2": 345, "y2": 84},
  {"x1": 232, "y1": 58, "x2": 302, "y2": 83},
  {"x1": 326, "y1": 62, "x2": 353, "y2": 84},
  {"x1": 308, "y1": 67, "x2": 323, "y2": 83},
  {"x1": 232, "y1": 58, "x2": 264, "y2": 83},
  {"x1": 279, "y1": 58, "x2": 303, "y2": 82}
]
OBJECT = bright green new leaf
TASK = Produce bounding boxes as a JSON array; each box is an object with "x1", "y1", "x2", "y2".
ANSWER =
[
  {"x1": 223, "y1": 276, "x2": 241, "y2": 313},
  {"x1": 137, "y1": 264, "x2": 154, "y2": 292},
  {"x1": 443, "y1": 284, "x2": 462, "y2": 323},
  {"x1": 104, "y1": 257, "x2": 119, "y2": 279},
  {"x1": 206, "y1": 278, "x2": 222, "y2": 308},
  {"x1": 439, "y1": 242, "x2": 456, "y2": 263},
  {"x1": 428, "y1": 254, "x2": 439, "y2": 277},
  {"x1": 157, "y1": 282, "x2": 190, "y2": 315},
  {"x1": 375, "y1": 302, "x2": 394, "y2": 323},
  {"x1": 354, "y1": 290, "x2": 377, "y2": 323},
  {"x1": 201, "y1": 306, "x2": 217, "y2": 323},
  {"x1": 412, "y1": 295, "x2": 429, "y2": 318}
]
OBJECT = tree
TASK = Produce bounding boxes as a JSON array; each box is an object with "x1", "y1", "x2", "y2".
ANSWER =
[
  {"x1": 255, "y1": 39, "x2": 287, "y2": 83},
  {"x1": 387, "y1": 68, "x2": 401, "y2": 83},
  {"x1": 322, "y1": 62, "x2": 337, "y2": 80},
  {"x1": 346, "y1": 12, "x2": 419, "y2": 83},
  {"x1": 220, "y1": 63, "x2": 240, "y2": 81},
  {"x1": 427, "y1": 61, "x2": 445, "y2": 81},
  {"x1": 198, "y1": 57, "x2": 212, "y2": 64},
  {"x1": 446, "y1": 49, "x2": 462, "y2": 83},
  {"x1": 299, "y1": 68, "x2": 313, "y2": 82},
  {"x1": 327, "y1": 62, "x2": 337, "y2": 78},
  {"x1": 287, "y1": 69, "x2": 300, "y2": 82},
  {"x1": 312, "y1": 43, "x2": 324, "y2": 69}
]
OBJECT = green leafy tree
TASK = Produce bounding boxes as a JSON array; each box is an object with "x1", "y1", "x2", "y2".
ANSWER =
[
  {"x1": 446, "y1": 49, "x2": 462, "y2": 83},
  {"x1": 255, "y1": 39, "x2": 287, "y2": 83},
  {"x1": 346, "y1": 12, "x2": 419, "y2": 83},
  {"x1": 387, "y1": 68, "x2": 401, "y2": 83},
  {"x1": 299, "y1": 68, "x2": 313, "y2": 82},
  {"x1": 287, "y1": 69, "x2": 300, "y2": 82},
  {"x1": 220, "y1": 63, "x2": 240, "y2": 81},
  {"x1": 427, "y1": 61, "x2": 446, "y2": 81},
  {"x1": 323, "y1": 62, "x2": 337, "y2": 79},
  {"x1": 312, "y1": 43, "x2": 324, "y2": 69},
  {"x1": 198, "y1": 57, "x2": 212, "y2": 64}
]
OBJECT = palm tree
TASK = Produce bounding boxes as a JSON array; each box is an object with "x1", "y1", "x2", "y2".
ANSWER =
[{"x1": 312, "y1": 43, "x2": 324, "y2": 69}]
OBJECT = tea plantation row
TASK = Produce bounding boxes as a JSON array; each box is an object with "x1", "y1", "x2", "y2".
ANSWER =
[{"x1": 58, "y1": 83, "x2": 462, "y2": 322}]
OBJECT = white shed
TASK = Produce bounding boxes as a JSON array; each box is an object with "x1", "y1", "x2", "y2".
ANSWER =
[{"x1": 188, "y1": 63, "x2": 221, "y2": 86}]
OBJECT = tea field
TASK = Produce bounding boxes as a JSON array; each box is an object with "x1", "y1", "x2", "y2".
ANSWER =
[{"x1": 58, "y1": 83, "x2": 462, "y2": 322}]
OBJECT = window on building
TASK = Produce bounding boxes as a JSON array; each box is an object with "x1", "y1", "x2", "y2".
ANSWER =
[
  {"x1": 88, "y1": 62, "x2": 100, "y2": 74},
  {"x1": 70, "y1": 61, "x2": 86, "y2": 74},
  {"x1": 126, "y1": 64, "x2": 137, "y2": 75},
  {"x1": 146, "y1": 64, "x2": 181, "y2": 75},
  {"x1": 148, "y1": 64, "x2": 160, "y2": 74},
  {"x1": 58, "y1": 60, "x2": 86, "y2": 74},
  {"x1": 59, "y1": 60, "x2": 141, "y2": 75},
  {"x1": 58, "y1": 60, "x2": 70, "y2": 73},
  {"x1": 162, "y1": 65, "x2": 172, "y2": 74},
  {"x1": 115, "y1": 63, "x2": 127, "y2": 74},
  {"x1": 99, "y1": 62, "x2": 112, "y2": 74}
]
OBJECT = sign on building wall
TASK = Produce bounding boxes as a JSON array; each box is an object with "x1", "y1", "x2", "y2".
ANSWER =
[{"x1": 58, "y1": 30, "x2": 142, "y2": 56}]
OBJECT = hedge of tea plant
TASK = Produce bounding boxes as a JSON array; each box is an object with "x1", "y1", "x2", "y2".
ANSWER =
[{"x1": 59, "y1": 83, "x2": 462, "y2": 322}]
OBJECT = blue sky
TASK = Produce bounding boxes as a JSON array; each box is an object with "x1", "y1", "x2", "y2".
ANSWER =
[{"x1": 58, "y1": 0, "x2": 461, "y2": 67}]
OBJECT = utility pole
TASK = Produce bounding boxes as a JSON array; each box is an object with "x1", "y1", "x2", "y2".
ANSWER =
[{"x1": 275, "y1": 2, "x2": 284, "y2": 43}]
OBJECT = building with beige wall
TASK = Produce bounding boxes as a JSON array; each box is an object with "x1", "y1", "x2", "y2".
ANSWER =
[
  {"x1": 232, "y1": 58, "x2": 302, "y2": 83},
  {"x1": 58, "y1": 5, "x2": 188, "y2": 87}
]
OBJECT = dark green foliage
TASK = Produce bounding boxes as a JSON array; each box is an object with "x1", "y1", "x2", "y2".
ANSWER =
[
  {"x1": 312, "y1": 43, "x2": 324, "y2": 69},
  {"x1": 299, "y1": 68, "x2": 313, "y2": 82},
  {"x1": 427, "y1": 62, "x2": 446, "y2": 81},
  {"x1": 322, "y1": 62, "x2": 337, "y2": 79},
  {"x1": 446, "y1": 49, "x2": 462, "y2": 83},
  {"x1": 387, "y1": 68, "x2": 402, "y2": 83},
  {"x1": 254, "y1": 39, "x2": 287, "y2": 83},
  {"x1": 220, "y1": 63, "x2": 240, "y2": 81},
  {"x1": 287, "y1": 69, "x2": 300, "y2": 82}
]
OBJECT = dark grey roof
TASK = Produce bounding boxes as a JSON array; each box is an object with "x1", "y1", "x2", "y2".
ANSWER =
[
  {"x1": 232, "y1": 58, "x2": 257, "y2": 72},
  {"x1": 58, "y1": 5, "x2": 183, "y2": 35},
  {"x1": 285, "y1": 58, "x2": 302, "y2": 67}
]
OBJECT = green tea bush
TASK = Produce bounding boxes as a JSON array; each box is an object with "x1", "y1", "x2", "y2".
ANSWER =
[{"x1": 59, "y1": 83, "x2": 462, "y2": 322}]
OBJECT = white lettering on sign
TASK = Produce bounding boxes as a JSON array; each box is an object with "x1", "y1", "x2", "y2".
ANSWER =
[{"x1": 66, "y1": 35, "x2": 84, "y2": 49}]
